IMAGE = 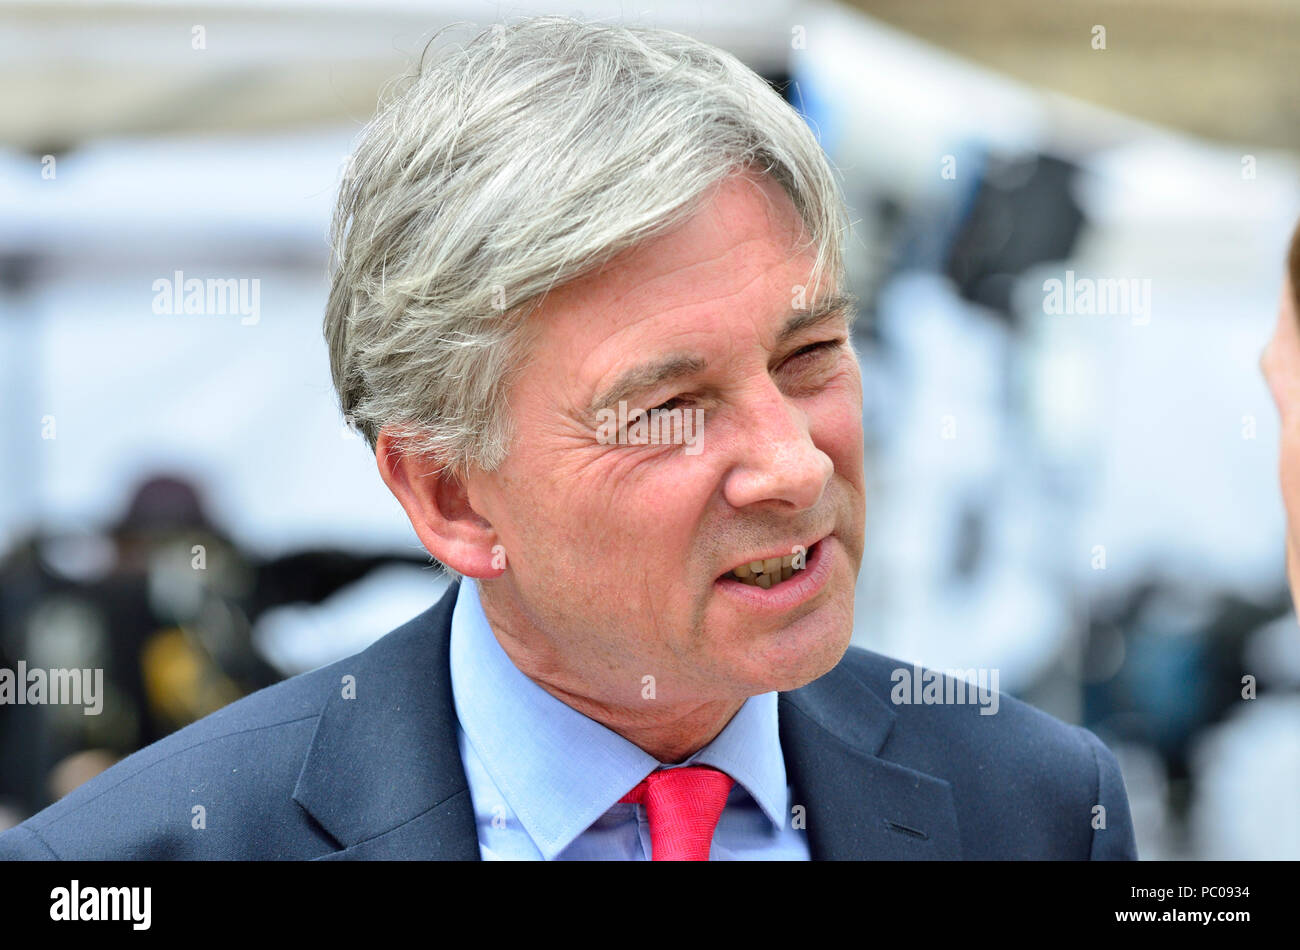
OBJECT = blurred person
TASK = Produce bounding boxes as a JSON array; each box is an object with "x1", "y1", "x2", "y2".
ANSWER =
[
  {"x1": 1261, "y1": 217, "x2": 1300, "y2": 617},
  {"x1": 0, "y1": 16, "x2": 1135, "y2": 861},
  {"x1": 0, "y1": 474, "x2": 251, "y2": 814}
]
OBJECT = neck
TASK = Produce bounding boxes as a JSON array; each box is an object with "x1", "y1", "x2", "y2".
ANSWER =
[
  {"x1": 529, "y1": 680, "x2": 744, "y2": 763},
  {"x1": 477, "y1": 584, "x2": 745, "y2": 762}
]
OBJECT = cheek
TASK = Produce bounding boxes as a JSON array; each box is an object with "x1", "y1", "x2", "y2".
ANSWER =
[
  {"x1": 811, "y1": 383, "x2": 865, "y2": 483},
  {"x1": 509, "y1": 447, "x2": 709, "y2": 583},
  {"x1": 1264, "y1": 338, "x2": 1289, "y2": 412},
  {"x1": 1281, "y1": 421, "x2": 1300, "y2": 522},
  {"x1": 486, "y1": 456, "x2": 600, "y2": 579},
  {"x1": 1265, "y1": 315, "x2": 1300, "y2": 412}
]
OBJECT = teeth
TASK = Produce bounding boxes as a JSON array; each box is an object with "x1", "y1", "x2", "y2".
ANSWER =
[
  {"x1": 725, "y1": 543, "x2": 818, "y2": 587},
  {"x1": 727, "y1": 548, "x2": 812, "y2": 587}
]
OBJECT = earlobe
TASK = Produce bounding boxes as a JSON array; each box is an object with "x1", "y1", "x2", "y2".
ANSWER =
[{"x1": 374, "y1": 427, "x2": 505, "y2": 579}]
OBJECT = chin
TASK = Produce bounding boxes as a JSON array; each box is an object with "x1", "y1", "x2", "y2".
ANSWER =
[{"x1": 745, "y1": 606, "x2": 855, "y2": 694}]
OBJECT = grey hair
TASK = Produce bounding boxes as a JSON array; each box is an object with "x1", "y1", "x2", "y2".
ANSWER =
[{"x1": 324, "y1": 15, "x2": 851, "y2": 573}]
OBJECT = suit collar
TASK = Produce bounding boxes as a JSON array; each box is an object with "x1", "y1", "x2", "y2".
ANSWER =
[
  {"x1": 778, "y1": 660, "x2": 962, "y2": 859},
  {"x1": 294, "y1": 580, "x2": 961, "y2": 859},
  {"x1": 293, "y1": 581, "x2": 480, "y2": 859}
]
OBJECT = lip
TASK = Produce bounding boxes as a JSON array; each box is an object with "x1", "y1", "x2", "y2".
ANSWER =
[{"x1": 713, "y1": 535, "x2": 834, "y2": 612}]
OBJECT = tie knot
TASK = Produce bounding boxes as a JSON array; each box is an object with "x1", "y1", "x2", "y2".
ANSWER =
[{"x1": 619, "y1": 765, "x2": 735, "y2": 860}]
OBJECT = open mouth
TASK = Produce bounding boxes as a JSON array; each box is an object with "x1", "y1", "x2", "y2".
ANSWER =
[{"x1": 721, "y1": 540, "x2": 820, "y2": 589}]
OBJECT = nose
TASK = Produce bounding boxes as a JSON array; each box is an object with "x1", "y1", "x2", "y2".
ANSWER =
[{"x1": 720, "y1": 380, "x2": 834, "y2": 512}]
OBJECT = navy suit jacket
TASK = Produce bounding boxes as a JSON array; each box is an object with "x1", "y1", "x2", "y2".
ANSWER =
[{"x1": 0, "y1": 582, "x2": 1136, "y2": 859}]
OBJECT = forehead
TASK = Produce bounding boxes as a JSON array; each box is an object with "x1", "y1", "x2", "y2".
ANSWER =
[{"x1": 530, "y1": 173, "x2": 818, "y2": 353}]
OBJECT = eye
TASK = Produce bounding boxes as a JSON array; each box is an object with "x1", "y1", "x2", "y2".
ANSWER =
[
  {"x1": 782, "y1": 338, "x2": 844, "y2": 368},
  {"x1": 649, "y1": 395, "x2": 693, "y2": 413}
]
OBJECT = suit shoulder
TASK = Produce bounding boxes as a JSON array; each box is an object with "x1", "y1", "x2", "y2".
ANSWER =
[
  {"x1": 825, "y1": 646, "x2": 1134, "y2": 858},
  {"x1": 0, "y1": 598, "x2": 449, "y2": 859},
  {"x1": 2, "y1": 662, "x2": 338, "y2": 859},
  {"x1": 829, "y1": 647, "x2": 1110, "y2": 805},
  {"x1": 835, "y1": 646, "x2": 1091, "y2": 758}
]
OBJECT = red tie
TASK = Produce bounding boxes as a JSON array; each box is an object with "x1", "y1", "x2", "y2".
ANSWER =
[{"x1": 619, "y1": 765, "x2": 735, "y2": 860}]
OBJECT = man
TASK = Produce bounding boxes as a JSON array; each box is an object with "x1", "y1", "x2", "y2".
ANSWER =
[
  {"x1": 1260, "y1": 218, "x2": 1300, "y2": 616},
  {"x1": 0, "y1": 16, "x2": 1135, "y2": 860}
]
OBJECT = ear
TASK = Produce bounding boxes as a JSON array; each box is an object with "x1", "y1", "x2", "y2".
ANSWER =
[{"x1": 374, "y1": 427, "x2": 505, "y2": 579}]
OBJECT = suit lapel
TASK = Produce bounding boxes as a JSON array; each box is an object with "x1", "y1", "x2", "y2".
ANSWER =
[
  {"x1": 293, "y1": 582, "x2": 481, "y2": 860},
  {"x1": 779, "y1": 662, "x2": 963, "y2": 859}
]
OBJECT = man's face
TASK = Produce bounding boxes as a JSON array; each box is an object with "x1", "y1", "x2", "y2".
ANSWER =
[
  {"x1": 465, "y1": 171, "x2": 866, "y2": 708},
  {"x1": 1261, "y1": 272, "x2": 1300, "y2": 616}
]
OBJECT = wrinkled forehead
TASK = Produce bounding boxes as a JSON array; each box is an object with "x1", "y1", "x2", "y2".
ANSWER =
[
  {"x1": 521, "y1": 173, "x2": 825, "y2": 379},
  {"x1": 559, "y1": 174, "x2": 813, "y2": 327}
]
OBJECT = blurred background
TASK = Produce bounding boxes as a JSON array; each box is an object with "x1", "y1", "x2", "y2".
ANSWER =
[{"x1": 1, "y1": 0, "x2": 1297, "y2": 858}]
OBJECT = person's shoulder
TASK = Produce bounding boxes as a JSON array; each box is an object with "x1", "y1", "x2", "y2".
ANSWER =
[
  {"x1": 812, "y1": 646, "x2": 1136, "y2": 858},
  {"x1": 0, "y1": 595, "x2": 453, "y2": 860},
  {"x1": 0, "y1": 655, "x2": 347, "y2": 860},
  {"x1": 830, "y1": 645, "x2": 1111, "y2": 776},
  {"x1": 834, "y1": 646, "x2": 1090, "y2": 747}
]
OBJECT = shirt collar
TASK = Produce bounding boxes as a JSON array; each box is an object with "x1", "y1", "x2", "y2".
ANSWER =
[{"x1": 449, "y1": 579, "x2": 790, "y2": 859}]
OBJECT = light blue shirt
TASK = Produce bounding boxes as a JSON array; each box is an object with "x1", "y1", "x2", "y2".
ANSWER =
[{"x1": 449, "y1": 578, "x2": 811, "y2": 860}]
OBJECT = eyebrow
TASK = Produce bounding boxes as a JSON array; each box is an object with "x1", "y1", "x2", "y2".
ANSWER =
[{"x1": 585, "y1": 291, "x2": 859, "y2": 418}]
